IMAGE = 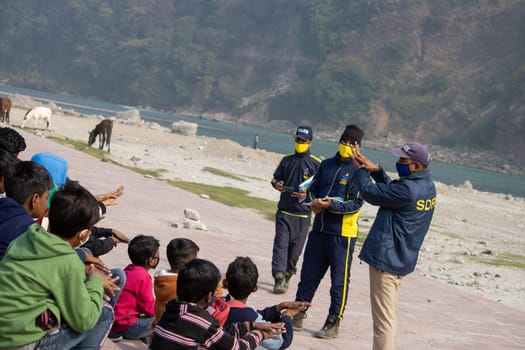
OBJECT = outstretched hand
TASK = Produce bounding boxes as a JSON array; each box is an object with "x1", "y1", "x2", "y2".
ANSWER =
[
  {"x1": 111, "y1": 228, "x2": 130, "y2": 244},
  {"x1": 96, "y1": 185, "x2": 125, "y2": 206},
  {"x1": 278, "y1": 301, "x2": 311, "y2": 317}
]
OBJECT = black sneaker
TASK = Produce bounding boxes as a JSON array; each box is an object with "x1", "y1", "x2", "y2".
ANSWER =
[
  {"x1": 273, "y1": 273, "x2": 287, "y2": 294},
  {"x1": 314, "y1": 315, "x2": 340, "y2": 339},
  {"x1": 292, "y1": 309, "x2": 307, "y2": 331}
]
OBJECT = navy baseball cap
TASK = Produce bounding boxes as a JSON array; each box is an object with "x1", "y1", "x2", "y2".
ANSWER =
[
  {"x1": 391, "y1": 142, "x2": 431, "y2": 165},
  {"x1": 295, "y1": 126, "x2": 313, "y2": 141}
]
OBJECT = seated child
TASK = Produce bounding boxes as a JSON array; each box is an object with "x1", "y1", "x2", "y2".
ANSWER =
[
  {"x1": 153, "y1": 238, "x2": 226, "y2": 325},
  {"x1": 30, "y1": 152, "x2": 126, "y2": 305},
  {"x1": 151, "y1": 258, "x2": 285, "y2": 350},
  {"x1": 0, "y1": 160, "x2": 52, "y2": 260},
  {"x1": 32, "y1": 153, "x2": 129, "y2": 255},
  {"x1": 110, "y1": 234, "x2": 160, "y2": 342},
  {"x1": 31, "y1": 152, "x2": 68, "y2": 205},
  {"x1": 224, "y1": 256, "x2": 309, "y2": 350},
  {"x1": 0, "y1": 180, "x2": 114, "y2": 349},
  {"x1": 154, "y1": 238, "x2": 200, "y2": 324}
]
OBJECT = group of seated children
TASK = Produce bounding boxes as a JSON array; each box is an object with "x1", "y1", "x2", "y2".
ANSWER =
[
  {"x1": 0, "y1": 127, "x2": 126, "y2": 349},
  {"x1": 107, "y1": 233, "x2": 309, "y2": 349},
  {"x1": 147, "y1": 237, "x2": 309, "y2": 349},
  {"x1": 0, "y1": 126, "x2": 309, "y2": 350},
  {"x1": 0, "y1": 176, "x2": 115, "y2": 349}
]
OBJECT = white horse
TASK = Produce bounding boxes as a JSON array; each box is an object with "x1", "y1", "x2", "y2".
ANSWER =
[{"x1": 21, "y1": 107, "x2": 52, "y2": 129}]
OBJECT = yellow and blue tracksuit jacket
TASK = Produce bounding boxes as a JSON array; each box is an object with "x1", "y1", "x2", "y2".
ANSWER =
[{"x1": 308, "y1": 154, "x2": 363, "y2": 235}]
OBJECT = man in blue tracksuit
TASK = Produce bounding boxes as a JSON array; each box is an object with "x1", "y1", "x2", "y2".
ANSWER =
[
  {"x1": 352, "y1": 142, "x2": 436, "y2": 350},
  {"x1": 271, "y1": 126, "x2": 321, "y2": 294},
  {"x1": 293, "y1": 125, "x2": 364, "y2": 339}
]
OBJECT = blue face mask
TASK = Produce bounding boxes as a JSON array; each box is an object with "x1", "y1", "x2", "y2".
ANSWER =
[{"x1": 396, "y1": 162, "x2": 411, "y2": 178}]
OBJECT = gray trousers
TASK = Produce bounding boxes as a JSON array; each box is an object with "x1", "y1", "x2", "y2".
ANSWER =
[{"x1": 271, "y1": 209, "x2": 311, "y2": 277}]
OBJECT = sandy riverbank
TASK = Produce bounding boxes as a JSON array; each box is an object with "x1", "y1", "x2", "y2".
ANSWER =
[{"x1": 4, "y1": 102, "x2": 525, "y2": 312}]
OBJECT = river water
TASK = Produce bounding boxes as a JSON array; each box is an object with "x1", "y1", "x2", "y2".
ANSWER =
[{"x1": 1, "y1": 83, "x2": 524, "y2": 199}]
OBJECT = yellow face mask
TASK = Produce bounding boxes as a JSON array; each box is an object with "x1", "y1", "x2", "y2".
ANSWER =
[
  {"x1": 295, "y1": 142, "x2": 310, "y2": 154},
  {"x1": 338, "y1": 143, "x2": 354, "y2": 158}
]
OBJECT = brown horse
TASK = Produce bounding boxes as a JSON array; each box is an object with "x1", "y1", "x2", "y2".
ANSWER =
[
  {"x1": 88, "y1": 119, "x2": 113, "y2": 153},
  {"x1": 0, "y1": 98, "x2": 11, "y2": 124}
]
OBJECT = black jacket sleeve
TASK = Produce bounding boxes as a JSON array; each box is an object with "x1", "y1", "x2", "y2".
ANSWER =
[
  {"x1": 82, "y1": 230, "x2": 115, "y2": 257},
  {"x1": 90, "y1": 226, "x2": 113, "y2": 238}
]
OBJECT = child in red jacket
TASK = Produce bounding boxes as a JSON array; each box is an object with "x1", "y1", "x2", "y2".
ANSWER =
[{"x1": 110, "y1": 235, "x2": 160, "y2": 344}]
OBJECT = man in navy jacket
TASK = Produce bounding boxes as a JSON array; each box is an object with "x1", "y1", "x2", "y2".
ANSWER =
[
  {"x1": 271, "y1": 126, "x2": 321, "y2": 294},
  {"x1": 352, "y1": 142, "x2": 436, "y2": 350},
  {"x1": 293, "y1": 125, "x2": 364, "y2": 339}
]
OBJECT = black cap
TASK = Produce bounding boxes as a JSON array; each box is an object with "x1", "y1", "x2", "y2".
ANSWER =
[{"x1": 339, "y1": 125, "x2": 364, "y2": 145}]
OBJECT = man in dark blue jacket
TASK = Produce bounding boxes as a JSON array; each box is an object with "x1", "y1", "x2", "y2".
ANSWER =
[
  {"x1": 293, "y1": 125, "x2": 364, "y2": 339},
  {"x1": 271, "y1": 126, "x2": 321, "y2": 294},
  {"x1": 352, "y1": 142, "x2": 436, "y2": 350}
]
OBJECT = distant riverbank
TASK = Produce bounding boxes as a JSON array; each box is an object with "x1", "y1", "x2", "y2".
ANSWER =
[
  {"x1": 1, "y1": 83, "x2": 524, "y2": 178},
  {"x1": 186, "y1": 110, "x2": 525, "y2": 177}
]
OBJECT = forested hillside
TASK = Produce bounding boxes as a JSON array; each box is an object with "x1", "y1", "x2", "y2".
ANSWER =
[{"x1": 0, "y1": 0, "x2": 523, "y2": 163}]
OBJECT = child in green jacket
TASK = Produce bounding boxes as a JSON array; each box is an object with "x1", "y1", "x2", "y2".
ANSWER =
[{"x1": 0, "y1": 180, "x2": 115, "y2": 349}]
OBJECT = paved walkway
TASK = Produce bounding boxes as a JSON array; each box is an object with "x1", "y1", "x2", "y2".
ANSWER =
[{"x1": 19, "y1": 130, "x2": 525, "y2": 350}]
